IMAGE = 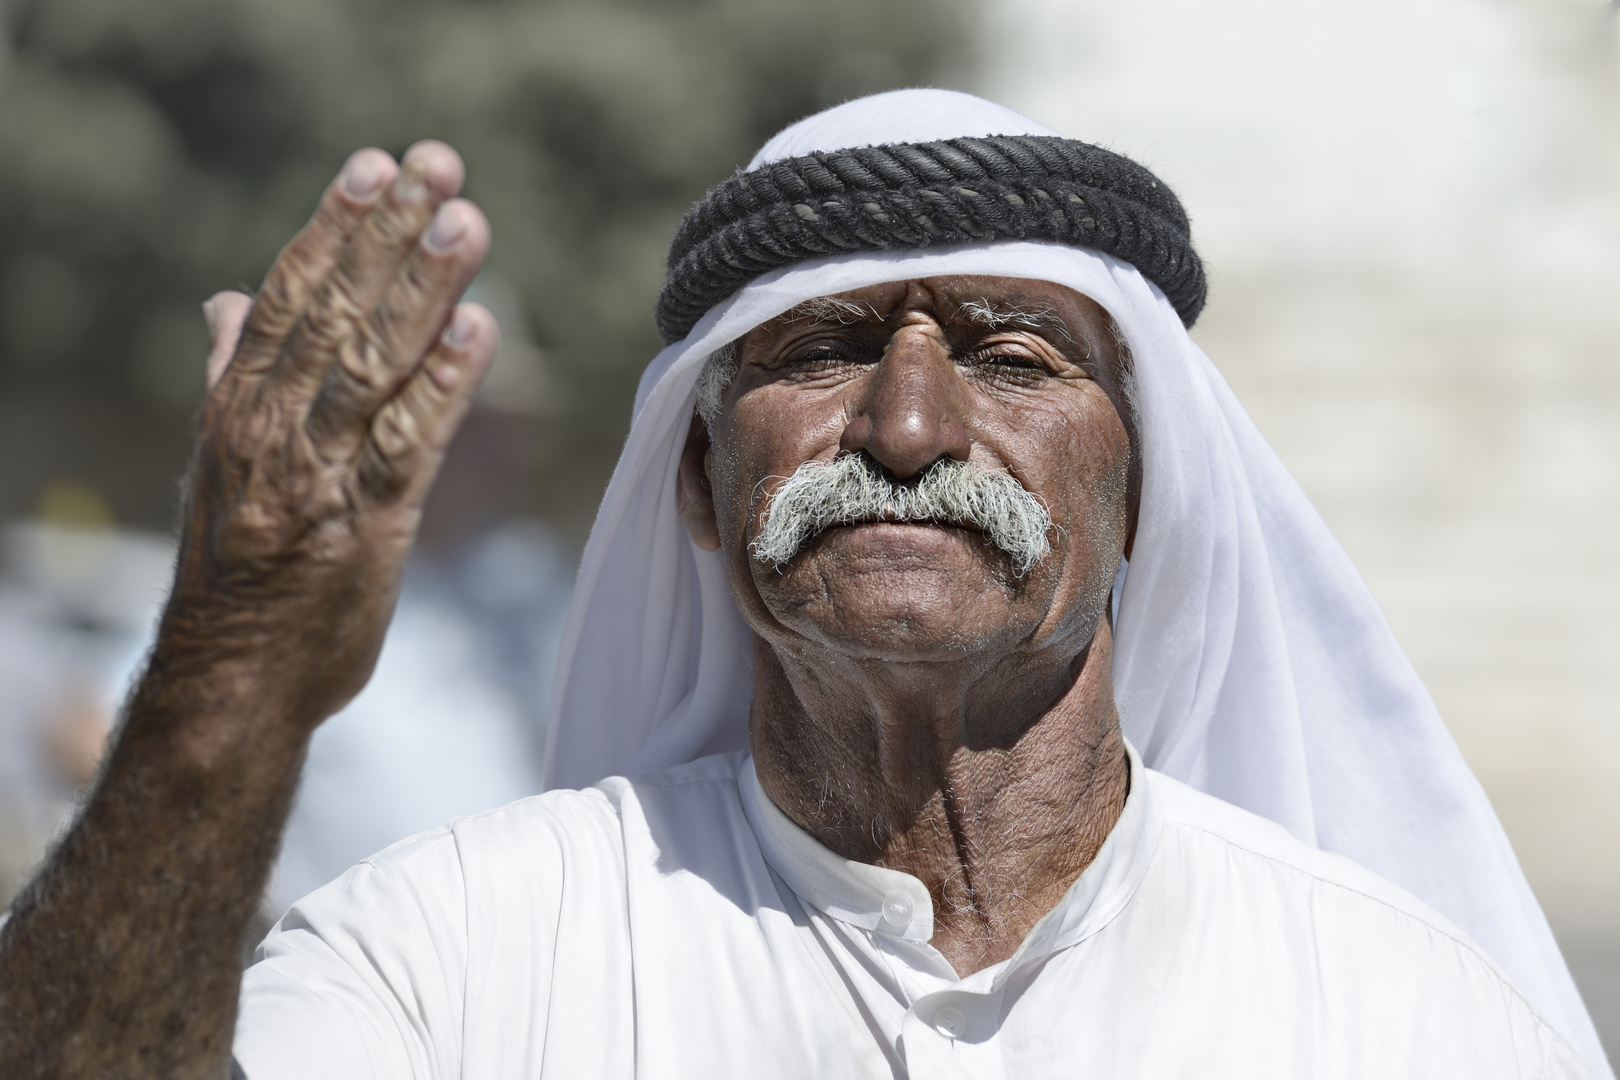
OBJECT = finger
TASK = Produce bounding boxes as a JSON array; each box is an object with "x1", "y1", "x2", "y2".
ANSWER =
[
  {"x1": 305, "y1": 198, "x2": 491, "y2": 455},
  {"x1": 202, "y1": 291, "x2": 254, "y2": 390},
  {"x1": 231, "y1": 148, "x2": 398, "y2": 376},
  {"x1": 266, "y1": 141, "x2": 466, "y2": 400},
  {"x1": 353, "y1": 303, "x2": 499, "y2": 509}
]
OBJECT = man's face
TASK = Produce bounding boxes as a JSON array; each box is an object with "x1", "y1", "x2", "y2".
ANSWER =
[{"x1": 684, "y1": 275, "x2": 1135, "y2": 666}]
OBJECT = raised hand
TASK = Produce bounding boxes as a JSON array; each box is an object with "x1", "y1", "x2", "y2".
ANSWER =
[
  {"x1": 171, "y1": 139, "x2": 497, "y2": 730},
  {"x1": 0, "y1": 141, "x2": 498, "y2": 1080}
]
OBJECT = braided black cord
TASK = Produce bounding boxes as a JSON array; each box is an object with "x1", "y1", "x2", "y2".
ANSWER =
[{"x1": 656, "y1": 135, "x2": 1205, "y2": 344}]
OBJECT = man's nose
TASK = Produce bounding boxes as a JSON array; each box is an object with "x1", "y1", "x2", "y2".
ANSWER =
[{"x1": 840, "y1": 327, "x2": 971, "y2": 479}]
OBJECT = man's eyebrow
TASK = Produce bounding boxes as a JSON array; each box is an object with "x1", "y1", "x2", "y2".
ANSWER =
[
  {"x1": 772, "y1": 294, "x2": 1081, "y2": 347},
  {"x1": 955, "y1": 298, "x2": 1076, "y2": 343},
  {"x1": 781, "y1": 296, "x2": 875, "y2": 325}
]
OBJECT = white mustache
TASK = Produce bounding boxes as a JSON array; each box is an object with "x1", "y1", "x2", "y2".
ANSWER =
[{"x1": 749, "y1": 454, "x2": 1053, "y2": 576}]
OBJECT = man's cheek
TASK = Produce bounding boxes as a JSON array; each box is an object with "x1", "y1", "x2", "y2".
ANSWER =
[{"x1": 718, "y1": 468, "x2": 767, "y2": 557}]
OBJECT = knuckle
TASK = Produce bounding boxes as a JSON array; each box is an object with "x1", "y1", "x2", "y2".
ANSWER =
[
  {"x1": 250, "y1": 273, "x2": 302, "y2": 331},
  {"x1": 260, "y1": 234, "x2": 334, "y2": 315},
  {"x1": 370, "y1": 398, "x2": 424, "y2": 461},
  {"x1": 399, "y1": 256, "x2": 447, "y2": 301},
  {"x1": 370, "y1": 186, "x2": 438, "y2": 250},
  {"x1": 355, "y1": 442, "x2": 408, "y2": 505},
  {"x1": 312, "y1": 192, "x2": 359, "y2": 232},
  {"x1": 334, "y1": 328, "x2": 391, "y2": 394},
  {"x1": 297, "y1": 281, "x2": 366, "y2": 354},
  {"x1": 369, "y1": 210, "x2": 416, "y2": 251},
  {"x1": 367, "y1": 295, "x2": 412, "y2": 349},
  {"x1": 230, "y1": 324, "x2": 281, "y2": 374}
]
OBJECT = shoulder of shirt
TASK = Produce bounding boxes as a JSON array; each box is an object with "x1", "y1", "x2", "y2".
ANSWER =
[
  {"x1": 352, "y1": 751, "x2": 750, "y2": 871},
  {"x1": 1142, "y1": 768, "x2": 1526, "y2": 988},
  {"x1": 1142, "y1": 777, "x2": 1592, "y2": 1075},
  {"x1": 1141, "y1": 772, "x2": 1593, "y2": 1067}
]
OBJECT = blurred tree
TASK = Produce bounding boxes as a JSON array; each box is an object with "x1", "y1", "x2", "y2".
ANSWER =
[{"x1": 0, "y1": 0, "x2": 971, "y2": 537}]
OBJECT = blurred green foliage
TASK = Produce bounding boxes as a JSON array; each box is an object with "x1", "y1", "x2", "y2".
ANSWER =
[{"x1": 0, "y1": 0, "x2": 969, "y2": 535}]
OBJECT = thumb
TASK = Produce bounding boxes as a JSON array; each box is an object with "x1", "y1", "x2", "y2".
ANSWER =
[{"x1": 202, "y1": 291, "x2": 254, "y2": 390}]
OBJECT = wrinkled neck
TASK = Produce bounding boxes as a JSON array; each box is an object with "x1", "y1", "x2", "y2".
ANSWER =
[{"x1": 749, "y1": 622, "x2": 1129, "y2": 975}]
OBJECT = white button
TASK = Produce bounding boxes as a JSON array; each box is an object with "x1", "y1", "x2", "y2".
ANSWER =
[
  {"x1": 881, "y1": 893, "x2": 913, "y2": 927},
  {"x1": 932, "y1": 1006, "x2": 967, "y2": 1039}
]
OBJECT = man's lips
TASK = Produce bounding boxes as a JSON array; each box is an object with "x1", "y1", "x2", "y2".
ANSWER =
[
  {"x1": 827, "y1": 516, "x2": 983, "y2": 533},
  {"x1": 751, "y1": 517, "x2": 983, "y2": 549},
  {"x1": 811, "y1": 519, "x2": 989, "y2": 547}
]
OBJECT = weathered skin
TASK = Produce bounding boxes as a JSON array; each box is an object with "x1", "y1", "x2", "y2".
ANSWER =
[
  {"x1": 676, "y1": 277, "x2": 1138, "y2": 975},
  {"x1": 0, "y1": 140, "x2": 497, "y2": 1080}
]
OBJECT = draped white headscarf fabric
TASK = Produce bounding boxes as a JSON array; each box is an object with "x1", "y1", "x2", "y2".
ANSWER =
[{"x1": 542, "y1": 89, "x2": 1610, "y2": 1076}]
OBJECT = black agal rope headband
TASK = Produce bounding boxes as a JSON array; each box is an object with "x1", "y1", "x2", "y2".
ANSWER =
[{"x1": 655, "y1": 134, "x2": 1206, "y2": 345}]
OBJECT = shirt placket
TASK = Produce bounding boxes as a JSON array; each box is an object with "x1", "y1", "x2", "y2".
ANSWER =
[
  {"x1": 898, "y1": 983, "x2": 1007, "y2": 1080},
  {"x1": 869, "y1": 931, "x2": 1014, "y2": 1080},
  {"x1": 882, "y1": 892, "x2": 1080, "y2": 1080}
]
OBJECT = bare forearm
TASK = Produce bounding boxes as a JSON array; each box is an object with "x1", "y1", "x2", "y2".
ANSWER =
[
  {"x1": 0, "y1": 635, "x2": 310, "y2": 1080},
  {"x1": 0, "y1": 139, "x2": 494, "y2": 1079}
]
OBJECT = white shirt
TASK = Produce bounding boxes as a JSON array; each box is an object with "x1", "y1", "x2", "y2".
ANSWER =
[{"x1": 234, "y1": 743, "x2": 1590, "y2": 1079}]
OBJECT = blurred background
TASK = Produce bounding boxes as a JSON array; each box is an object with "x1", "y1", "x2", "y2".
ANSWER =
[{"x1": 0, "y1": 0, "x2": 1614, "y2": 1056}]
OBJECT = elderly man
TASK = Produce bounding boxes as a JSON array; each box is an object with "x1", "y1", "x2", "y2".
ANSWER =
[{"x1": 0, "y1": 90, "x2": 1609, "y2": 1079}]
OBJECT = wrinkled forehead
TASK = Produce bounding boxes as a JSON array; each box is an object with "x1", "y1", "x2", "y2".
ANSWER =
[{"x1": 738, "y1": 275, "x2": 1115, "y2": 343}]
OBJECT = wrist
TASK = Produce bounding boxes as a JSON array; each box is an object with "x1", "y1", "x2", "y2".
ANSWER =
[
  {"x1": 152, "y1": 568, "x2": 385, "y2": 728},
  {"x1": 120, "y1": 632, "x2": 316, "y2": 778}
]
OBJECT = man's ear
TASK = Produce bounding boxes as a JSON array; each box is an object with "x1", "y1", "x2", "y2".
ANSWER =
[{"x1": 676, "y1": 415, "x2": 722, "y2": 551}]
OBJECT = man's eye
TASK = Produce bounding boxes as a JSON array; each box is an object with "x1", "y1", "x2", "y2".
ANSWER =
[
  {"x1": 787, "y1": 346, "x2": 860, "y2": 367},
  {"x1": 968, "y1": 350, "x2": 1045, "y2": 373}
]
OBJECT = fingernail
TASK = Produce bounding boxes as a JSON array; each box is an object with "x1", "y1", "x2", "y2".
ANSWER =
[
  {"x1": 442, "y1": 307, "x2": 476, "y2": 348},
  {"x1": 424, "y1": 205, "x2": 466, "y2": 253},
  {"x1": 201, "y1": 298, "x2": 219, "y2": 336},
  {"x1": 343, "y1": 152, "x2": 387, "y2": 198}
]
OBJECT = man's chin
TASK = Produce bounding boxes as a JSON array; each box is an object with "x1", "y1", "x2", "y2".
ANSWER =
[{"x1": 783, "y1": 604, "x2": 1029, "y2": 662}]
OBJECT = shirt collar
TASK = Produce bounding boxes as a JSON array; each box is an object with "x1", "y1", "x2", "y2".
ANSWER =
[{"x1": 738, "y1": 739, "x2": 1163, "y2": 965}]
